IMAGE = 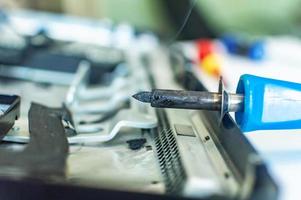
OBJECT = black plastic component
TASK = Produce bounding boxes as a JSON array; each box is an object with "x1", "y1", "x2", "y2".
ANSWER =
[
  {"x1": 0, "y1": 94, "x2": 20, "y2": 140},
  {"x1": 126, "y1": 138, "x2": 147, "y2": 150}
]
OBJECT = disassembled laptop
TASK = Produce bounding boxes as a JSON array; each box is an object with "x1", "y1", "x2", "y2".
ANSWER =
[{"x1": 0, "y1": 10, "x2": 277, "y2": 200}]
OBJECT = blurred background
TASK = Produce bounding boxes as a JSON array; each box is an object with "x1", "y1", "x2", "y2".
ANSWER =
[{"x1": 2, "y1": 0, "x2": 301, "y2": 39}]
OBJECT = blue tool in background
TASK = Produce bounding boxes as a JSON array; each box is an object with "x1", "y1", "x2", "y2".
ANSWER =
[
  {"x1": 221, "y1": 35, "x2": 265, "y2": 61},
  {"x1": 133, "y1": 74, "x2": 301, "y2": 132}
]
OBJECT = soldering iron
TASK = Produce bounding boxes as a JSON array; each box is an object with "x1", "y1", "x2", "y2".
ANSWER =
[{"x1": 133, "y1": 74, "x2": 301, "y2": 132}]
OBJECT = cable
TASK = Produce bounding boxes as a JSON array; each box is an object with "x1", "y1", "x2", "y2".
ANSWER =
[{"x1": 168, "y1": 0, "x2": 198, "y2": 44}]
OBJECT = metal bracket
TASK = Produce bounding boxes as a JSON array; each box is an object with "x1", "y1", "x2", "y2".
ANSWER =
[{"x1": 218, "y1": 77, "x2": 229, "y2": 124}]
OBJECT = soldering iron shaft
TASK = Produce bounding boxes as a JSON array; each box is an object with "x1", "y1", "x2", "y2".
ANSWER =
[{"x1": 132, "y1": 89, "x2": 244, "y2": 112}]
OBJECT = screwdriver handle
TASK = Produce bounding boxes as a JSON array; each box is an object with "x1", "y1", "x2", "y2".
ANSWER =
[{"x1": 235, "y1": 74, "x2": 301, "y2": 132}]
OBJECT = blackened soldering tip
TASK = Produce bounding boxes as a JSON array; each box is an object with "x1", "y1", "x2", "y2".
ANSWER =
[{"x1": 132, "y1": 91, "x2": 152, "y2": 103}]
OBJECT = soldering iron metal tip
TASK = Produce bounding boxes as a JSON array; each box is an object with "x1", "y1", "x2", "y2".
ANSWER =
[{"x1": 132, "y1": 91, "x2": 152, "y2": 103}]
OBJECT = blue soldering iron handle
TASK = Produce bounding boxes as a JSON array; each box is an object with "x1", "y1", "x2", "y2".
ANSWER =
[{"x1": 235, "y1": 74, "x2": 301, "y2": 132}]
